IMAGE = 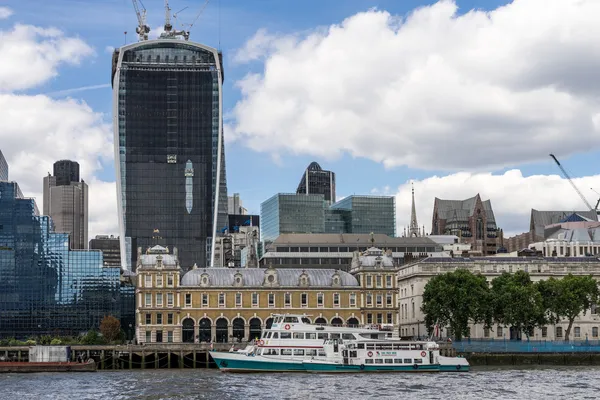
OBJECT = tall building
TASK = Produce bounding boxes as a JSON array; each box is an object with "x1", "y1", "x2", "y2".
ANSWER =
[
  {"x1": 228, "y1": 193, "x2": 248, "y2": 215},
  {"x1": 296, "y1": 161, "x2": 336, "y2": 203},
  {"x1": 330, "y1": 196, "x2": 396, "y2": 236},
  {"x1": 0, "y1": 149, "x2": 7, "y2": 181},
  {"x1": 112, "y1": 33, "x2": 227, "y2": 270},
  {"x1": 89, "y1": 235, "x2": 121, "y2": 266},
  {"x1": 0, "y1": 181, "x2": 123, "y2": 338},
  {"x1": 43, "y1": 160, "x2": 88, "y2": 250},
  {"x1": 261, "y1": 194, "x2": 326, "y2": 242},
  {"x1": 431, "y1": 194, "x2": 501, "y2": 255}
]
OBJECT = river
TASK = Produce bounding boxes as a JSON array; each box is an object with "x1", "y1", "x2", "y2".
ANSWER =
[{"x1": 1, "y1": 367, "x2": 599, "y2": 399}]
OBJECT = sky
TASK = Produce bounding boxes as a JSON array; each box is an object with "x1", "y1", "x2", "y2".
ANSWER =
[{"x1": 0, "y1": 0, "x2": 599, "y2": 241}]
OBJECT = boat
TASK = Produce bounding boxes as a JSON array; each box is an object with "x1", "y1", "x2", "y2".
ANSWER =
[
  {"x1": 0, "y1": 359, "x2": 96, "y2": 373},
  {"x1": 210, "y1": 314, "x2": 470, "y2": 373},
  {"x1": 210, "y1": 314, "x2": 396, "y2": 372}
]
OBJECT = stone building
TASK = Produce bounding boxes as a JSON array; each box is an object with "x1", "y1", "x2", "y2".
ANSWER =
[
  {"x1": 397, "y1": 257, "x2": 600, "y2": 341},
  {"x1": 136, "y1": 244, "x2": 401, "y2": 343},
  {"x1": 431, "y1": 194, "x2": 501, "y2": 255}
]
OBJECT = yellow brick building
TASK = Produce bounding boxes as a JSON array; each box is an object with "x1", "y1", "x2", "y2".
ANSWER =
[{"x1": 136, "y1": 245, "x2": 398, "y2": 343}]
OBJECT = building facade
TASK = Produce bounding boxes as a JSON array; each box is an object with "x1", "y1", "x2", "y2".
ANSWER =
[
  {"x1": 112, "y1": 38, "x2": 227, "y2": 270},
  {"x1": 527, "y1": 216, "x2": 600, "y2": 257},
  {"x1": 0, "y1": 149, "x2": 7, "y2": 181},
  {"x1": 0, "y1": 181, "x2": 124, "y2": 338},
  {"x1": 261, "y1": 194, "x2": 326, "y2": 242},
  {"x1": 398, "y1": 257, "x2": 600, "y2": 341},
  {"x1": 228, "y1": 193, "x2": 247, "y2": 215},
  {"x1": 431, "y1": 194, "x2": 501, "y2": 255},
  {"x1": 89, "y1": 235, "x2": 122, "y2": 266},
  {"x1": 296, "y1": 161, "x2": 336, "y2": 203},
  {"x1": 330, "y1": 196, "x2": 396, "y2": 237},
  {"x1": 213, "y1": 226, "x2": 260, "y2": 267},
  {"x1": 42, "y1": 160, "x2": 88, "y2": 250}
]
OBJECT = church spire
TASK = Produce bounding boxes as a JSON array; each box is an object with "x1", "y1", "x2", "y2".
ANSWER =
[{"x1": 409, "y1": 182, "x2": 420, "y2": 237}]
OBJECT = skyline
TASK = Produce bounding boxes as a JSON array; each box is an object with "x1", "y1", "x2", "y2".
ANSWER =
[{"x1": 0, "y1": 0, "x2": 599, "y2": 243}]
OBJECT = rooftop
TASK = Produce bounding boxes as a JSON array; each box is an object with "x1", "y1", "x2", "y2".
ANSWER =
[{"x1": 271, "y1": 233, "x2": 437, "y2": 246}]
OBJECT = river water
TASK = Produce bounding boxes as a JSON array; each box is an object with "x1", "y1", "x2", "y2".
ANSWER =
[{"x1": 1, "y1": 367, "x2": 599, "y2": 399}]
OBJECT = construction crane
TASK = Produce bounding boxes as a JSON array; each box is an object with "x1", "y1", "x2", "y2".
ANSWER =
[
  {"x1": 160, "y1": 0, "x2": 191, "y2": 40},
  {"x1": 164, "y1": 0, "x2": 173, "y2": 33},
  {"x1": 549, "y1": 154, "x2": 596, "y2": 214},
  {"x1": 131, "y1": 0, "x2": 150, "y2": 41},
  {"x1": 591, "y1": 188, "x2": 600, "y2": 215}
]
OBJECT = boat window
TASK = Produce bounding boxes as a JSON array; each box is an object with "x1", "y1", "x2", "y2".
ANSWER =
[
  {"x1": 376, "y1": 343, "x2": 393, "y2": 350},
  {"x1": 284, "y1": 317, "x2": 298, "y2": 323},
  {"x1": 404, "y1": 359, "x2": 412, "y2": 363},
  {"x1": 342, "y1": 334, "x2": 355, "y2": 340},
  {"x1": 301, "y1": 317, "x2": 310, "y2": 324},
  {"x1": 365, "y1": 359, "x2": 374, "y2": 364},
  {"x1": 350, "y1": 351, "x2": 358, "y2": 358},
  {"x1": 306, "y1": 332, "x2": 316, "y2": 339},
  {"x1": 262, "y1": 332, "x2": 268, "y2": 338},
  {"x1": 317, "y1": 333, "x2": 328, "y2": 340},
  {"x1": 272, "y1": 332, "x2": 279, "y2": 339},
  {"x1": 306, "y1": 349, "x2": 318, "y2": 357},
  {"x1": 366, "y1": 344, "x2": 375, "y2": 350},
  {"x1": 263, "y1": 349, "x2": 279, "y2": 355},
  {"x1": 293, "y1": 349, "x2": 305, "y2": 356},
  {"x1": 281, "y1": 349, "x2": 292, "y2": 356},
  {"x1": 293, "y1": 332, "x2": 304, "y2": 339},
  {"x1": 280, "y1": 332, "x2": 292, "y2": 339},
  {"x1": 375, "y1": 359, "x2": 383, "y2": 364},
  {"x1": 385, "y1": 359, "x2": 393, "y2": 364},
  {"x1": 330, "y1": 333, "x2": 340, "y2": 339},
  {"x1": 414, "y1": 359, "x2": 423, "y2": 364},
  {"x1": 266, "y1": 332, "x2": 272, "y2": 339},
  {"x1": 318, "y1": 350, "x2": 326, "y2": 357},
  {"x1": 394, "y1": 359, "x2": 402, "y2": 364},
  {"x1": 357, "y1": 343, "x2": 365, "y2": 349}
]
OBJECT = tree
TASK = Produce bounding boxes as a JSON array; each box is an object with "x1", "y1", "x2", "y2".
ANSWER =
[
  {"x1": 538, "y1": 275, "x2": 599, "y2": 341},
  {"x1": 100, "y1": 316, "x2": 121, "y2": 343},
  {"x1": 422, "y1": 269, "x2": 492, "y2": 340},
  {"x1": 491, "y1": 271, "x2": 546, "y2": 339}
]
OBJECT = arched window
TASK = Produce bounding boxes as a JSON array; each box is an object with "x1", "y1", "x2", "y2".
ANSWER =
[
  {"x1": 232, "y1": 318, "x2": 245, "y2": 342},
  {"x1": 249, "y1": 318, "x2": 262, "y2": 341},
  {"x1": 314, "y1": 317, "x2": 327, "y2": 325},
  {"x1": 476, "y1": 217, "x2": 484, "y2": 240},
  {"x1": 216, "y1": 318, "x2": 228, "y2": 343},
  {"x1": 198, "y1": 318, "x2": 211, "y2": 343},
  {"x1": 181, "y1": 318, "x2": 195, "y2": 343},
  {"x1": 347, "y1": 317, "x2": 360, "y2": 327}
]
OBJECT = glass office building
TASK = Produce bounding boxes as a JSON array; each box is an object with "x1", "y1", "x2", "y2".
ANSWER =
[
  {"x1": 330, "y1": 196, "x2": 396, "y2": 236},
  {"x1": 112, "y1": 39, "x2": 227, "y2": 270},
  {"x1": 0, "y1": 150, "x2": 7, "y2": 181},
  {"x1": 261, "y1": 194, "x2": 326, "y2": 242},
  {"x1": 296, "y1": 161, "x2": 336, "y2": 203},
  {"x1": 0, "y1": 181, "x2": 124, "y2": 338}
]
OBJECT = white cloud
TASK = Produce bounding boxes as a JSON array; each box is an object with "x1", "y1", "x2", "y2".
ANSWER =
[
  {"x1": 105, "y1": 45, "x2": 115, "y2": 54},
  {"x1": 394, "y1": 169, "x2": 600, "y2": 238},
  {"x1": 0, "y1": 7, "x2": 13, "y2": 19},
  {"x1": 87, "y1": 179, "x2": 118, "y2": 239},
  {"x1": 0, "y1": 24, "x2": 94, "y2": 92},
  {"x1": 231, "y1": 0, "x2": 600, "y2": 170}
]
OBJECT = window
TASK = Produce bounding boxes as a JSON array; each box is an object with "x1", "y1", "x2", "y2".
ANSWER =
[
  {"x1": 386, "y1": 294, "x2": 393, "y2": 307},
  {"x1": 376, "y1": 295, "x2": 382, "y2": 307},
  {"x1": 280, "y1": 332, "x2": 291, "y2": 339},
  {"x1": 387, "y1": 313, "x2": 393, "y2": 324},
  {"x1": 293, "y1": 332, "x2": 304, "y2": 339},
  {"x1": 167, "y1": 331, "x2": 173, "y2": 343},
  {"x1": 156, "y1": 275, "x2": 163, "y2": 287},
  {"x1": 284, "y1": 293, "x2": 291, "y2": 308},
  {"x1": 366, "y1": 275, "x2": 372, "y2": 287},
  {"x1": 387, "y1": 275, "x2": 393, "y2": 288},
  {"x1": 202, "y1": 293, "x2": 208, "y2": 307},
  {"x1": 556, "y1": 327, "x2": 563, "y2": 338},
  {"x1": 156, "y1": 313, "x2": 163, "y2": 324},
  {"x1": 167, "y1": 275, "x2": 174, "y2": 287},
  {"x1": 156, "y1": 330, "x2": 163, "y2": 343},
  {"x1": 236, "y1": 293, "x2": 242, "y2": 307},
  {"x1": 333, "y1": 293, "x2": 340, "y2": 307},
  {"x1": 349, "y1": 293, "x2": 356, "y2": 307},
  {"x1": 167, "y1": 293, "x2": 173, "y2": 307},
  {"x1": 411, "y1": 302, "x2": 415, "y2": 318},
  {"x1": 167, "y1": 313, "x2": 173, "y2": 325},
  {"x1": 156, "y1": 293, "x2": 163, "y2": 307},
  {"x1": 366, "y1": 294, "x2": 373, "y2": 307},
  {"x1": 293, "y1": 349, "x2": 305, "y2": 356},
  {"x1": 145, "y1": 313, "x2": 151, "y2": 325},
  {"x1": 484, "y1": 328, "x2": 489, "y2": 338},
  {"x1": 376, "y1": 276, "x2": 382, "y2": 288},
  {"x1": 145, "y1": 293, "x2": 152, "y2": 307},
  {"x1": 541, "y1": 327, "x2": 547, "y2": 338},
  {"x1": 593, "y1": 327, "x2": 599, "y2": 338},
  {"x1": 301, "y1": 293, "x2": 308, "y2": 307},
  {"x1": 145, "y1": 275, "x2": 152, "y2": 288},
  {"x1": 367, "y1": 313, "x2": 373, "y2": 324},
  {"x1": 219, "y1": 293, "x2": 225, "y2": 307},
  {"x1": 268, "y1": 293, "x2": 275, "y2": 307},
  {"x1": 497, "y1": 326, "x2": 503, "y2": 338},
  {"x1": 317, "y1": 293, "x2": 324, "y2": 307},
  {"x1": 185, "y1": 293, "x2": 191, "y2": 307},
  {"x1": 377, "y1": 313, "x2": 383, "y2": 324},
  {"x1": 574, "y1": 327, "x2": 581, "y2": 338},
  {"x1": 252, "y1": 292, "x2": 259, "y2": 307},
  {"x1": 145, "y1": 331, "x2": 151, "y2": 343}
]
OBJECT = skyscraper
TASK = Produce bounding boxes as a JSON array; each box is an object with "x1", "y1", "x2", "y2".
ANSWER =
[
  {"x1": 296, "y1": 161, "x2": 336, "y2": 203},
  {"x1": 0, "y1": 149, "x2": 7, "y2": 181},
  {"x1": 43, "y1": 160, "x2": 88, "y2": 250},
  {"x1": 112, "y1": 31, "x2": 227, "y2": 270}
]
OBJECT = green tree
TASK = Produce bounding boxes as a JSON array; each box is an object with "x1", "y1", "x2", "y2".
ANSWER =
[
  {"x1": 491, "y1": 271, "x2": 546, "y2": 339},
  {"x1": 80, "y1": 330, "x2": 104, "y2": 345},
  {"x1": 421, "y1": 269, "x2": 492, "y2": 340},
  {"x1": 538, "y1": 274, "x2": 599, "y2": 341},
  {"x1": 100, "y1": 316, "x2": 121, "y2": 343}
]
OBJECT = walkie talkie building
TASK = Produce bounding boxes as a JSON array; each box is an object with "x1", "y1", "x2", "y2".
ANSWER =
[{"x1": 112, "y1": 39, "x2": 227, "y2": 270}]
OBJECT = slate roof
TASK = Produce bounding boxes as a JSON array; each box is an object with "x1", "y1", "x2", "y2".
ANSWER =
[
  {"x1": 181, "y1": 268, "x2": 359, "y2": 287},
  {"x1": 546, "y1": 227, "x2": 600, "y2": 242},
  {"x1": 530, "y1": 209, "x2": 598, "y2": 231},
  {"x1": 434, "y1": 194, "x2": 496, "y2": 222}
]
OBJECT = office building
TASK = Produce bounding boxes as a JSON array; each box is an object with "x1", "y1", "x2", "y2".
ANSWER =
[
  {"x1": 330, "y1": 196, "x2": 396, "y2": 236},
  {"x1": 296, "y1": 161, "x2": 336, "y2": 203},
  {"x1": 0, "y1": 180, "x2": 123, "y2": 338},
  {"x1": 0, "y1": 149, "x2": 7, "y2": 181},
  {"x1": 89, "y1": 235, "x2": 122, "y2": 266},
  {"x1": 112, "y1": 36, "x2": 227, "y2": 270},
  {"x1": 43, "y1": 160, "x2": 88, "y2": 250},
  {"x1": 261, "y1": 194, "x2": 326, "y2": 242},
  {"x1": 228, "y1": 193, "x2": 248, "y2": 215}
]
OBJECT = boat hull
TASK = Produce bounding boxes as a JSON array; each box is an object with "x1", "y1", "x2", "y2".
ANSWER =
[
  {"x1": 303, "y1": 361, "x2": 439, "y2": 373},
  {"x1": 439, "y1": 364, "x2": 470, "y2": 372},
  {"x1": 0, "y1": 361, "x2": 96, "y2": 373},
  {"x1": 210, "y1": 351, "x2": 305, "y2": 372}
]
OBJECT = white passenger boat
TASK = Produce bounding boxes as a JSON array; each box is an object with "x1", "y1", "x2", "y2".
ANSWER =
[{"x1": 210, "y1": 314, "x2": 469, "y2": 373}]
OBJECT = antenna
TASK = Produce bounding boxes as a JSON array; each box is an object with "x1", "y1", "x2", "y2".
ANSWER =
[
  {"x1": 124, "y1": 31, "x2": 127, "y2": 45},
  {"x1": 131, "y1": 0, "x2": 150, "y2": 41}
]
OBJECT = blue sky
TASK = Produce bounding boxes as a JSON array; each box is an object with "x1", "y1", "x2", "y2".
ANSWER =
[{"x1": 1, "y1": 0, "x2": 598, "y2": 237}]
